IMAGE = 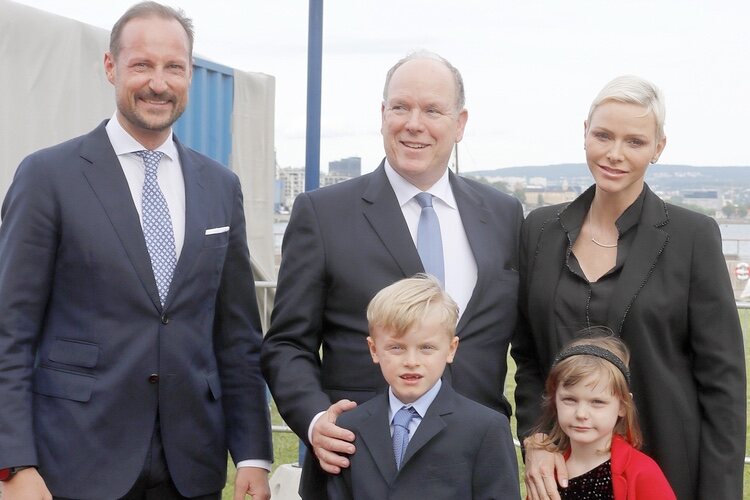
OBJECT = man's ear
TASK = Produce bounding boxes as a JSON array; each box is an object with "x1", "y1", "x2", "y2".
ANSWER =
[{"x1": 104, "y1": 52, "x2": 116, "y2": 84}]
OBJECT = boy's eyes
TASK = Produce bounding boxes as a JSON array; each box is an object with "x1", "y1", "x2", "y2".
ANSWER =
[{"x1": 384, "y1": 344, "x2": 437, "y2": 352}]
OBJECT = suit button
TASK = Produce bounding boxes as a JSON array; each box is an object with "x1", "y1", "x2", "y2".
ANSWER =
[
  {"x1": 148, "y1": 374, "x2": 159, "y2": 384},
  {"x1": 161, "y1": 314, "x2": 169, "y2": 325}
]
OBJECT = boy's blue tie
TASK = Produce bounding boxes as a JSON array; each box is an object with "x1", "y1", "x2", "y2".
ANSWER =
[
  {"x1": 414, "y1": 192, "x2": 444, "y2": 286},
  {"x1": 392, "y1": 406, "x2": 418, "y2": 470},
  {"x1": 136, "y1": 150, "x2": 176, "y2": 307}
]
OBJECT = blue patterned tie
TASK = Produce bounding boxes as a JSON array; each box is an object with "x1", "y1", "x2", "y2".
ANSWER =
[
  {"x1": 136, "y1": 150, "x2": 176, "y2": 307},
  {"x1": 392, "y1": 406, "x2": 418, "y2": 470},
  {"x1": 415, "y1": 192, "x2": 445, "y2": 286}
]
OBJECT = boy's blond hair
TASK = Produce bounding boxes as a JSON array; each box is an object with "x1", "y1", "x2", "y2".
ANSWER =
[{"x1": 367, "y1": 274, "x2": 458, "y2": 338}]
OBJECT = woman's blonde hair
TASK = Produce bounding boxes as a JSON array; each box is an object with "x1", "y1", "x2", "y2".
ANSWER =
[{"x1": 587, "y1": 75, "x2": 666, "y2": 142}]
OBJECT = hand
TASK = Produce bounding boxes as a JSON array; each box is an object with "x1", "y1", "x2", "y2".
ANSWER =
[
  {"x1": 233, "y1": 466, "x2": 270, "y2": 500},
  {"x1": 0, "y1": 467, "x2": 52, "y2": 500},
  {"x1": 311, "y1": 399, "x2": 357, "y2": 474},
  {"x1": 523, "y1": 433, "x2": 568, "y2": 500}
]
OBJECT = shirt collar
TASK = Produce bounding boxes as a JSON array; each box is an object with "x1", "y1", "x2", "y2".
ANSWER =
[
  {"x1": 383, "y1": 159, "x2": 456, "y2": 209},
  {"x1": 105, "y1": 112, "x2": 177, "y2": 161},
  {"x1": 560, "y1": 184, "x2": 647, "y2": 238},
  {"x1": 389, "y1": 378, "x2": 442, "y2": 421}
]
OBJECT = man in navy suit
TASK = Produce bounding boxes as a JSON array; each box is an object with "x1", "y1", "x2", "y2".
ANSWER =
[
  {"x1": 261, "y1": 51, "x2": 523, "y2": 498},
  {"x1": 0, "y1": 2, "x2": 271, "y2": 499}
]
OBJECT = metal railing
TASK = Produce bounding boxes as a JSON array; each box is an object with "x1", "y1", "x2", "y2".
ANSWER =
[
  {"x1": 255, "y1": 280, "x2": 276, "y2": 333},
  {"x1": 723, "y1": 237, "x2": 750, "y2": 257},
  {"x1": 257, "y1": 282, "x2": 750, "y2": 464}
]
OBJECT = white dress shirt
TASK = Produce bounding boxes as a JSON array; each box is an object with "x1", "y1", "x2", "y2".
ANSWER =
[
  {"x1": 384, "y1": 160, "x2": 478, "y2": 319},
  {"x1": 105, "y1": 113, "x2": 269, "y2": 472},
  {"x1": 105, "y1": 114, "x2": 185, "y2": 259}
]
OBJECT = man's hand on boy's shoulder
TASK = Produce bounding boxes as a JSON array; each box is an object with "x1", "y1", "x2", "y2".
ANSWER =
[{"x1": 312, "y1": 399, "x2": 358, "y2": 474}]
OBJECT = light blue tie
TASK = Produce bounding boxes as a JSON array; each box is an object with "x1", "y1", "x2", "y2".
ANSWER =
[
  {"x1": 392, "y1": 406, "x2": 418, "y2": 470},
  {"x1": 136, "y1": 150, "x2": 176, "y2": 307},
  {"x1": 415, "y1": 192, "x2": 445, "y2": 286}
]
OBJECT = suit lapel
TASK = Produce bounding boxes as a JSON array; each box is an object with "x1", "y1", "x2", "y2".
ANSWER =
[
  {"x1": 361, "y1": 164, "x2": 423, "y2": 278},
  {"x1": 357, "y1": 395, "x2": 399, "y2": 484},
  {"x1": 529, "y1": 209, "x2": 569, "y2": 358},
  {"x1": 400, "y1": 383, "x2": 451, "y2": 469},
  {"x1": 450, "y1": 173, "x2": 495, "y2": 335},
  {"x1": 606, "y1": 187, "x2": 669, "y2": 333},
  {"x1": 163, "y1": 140, "x2": 206, "y2": 308},
  {"x1": 79, "y1": 122, "x2": 162, "y2": 311}
]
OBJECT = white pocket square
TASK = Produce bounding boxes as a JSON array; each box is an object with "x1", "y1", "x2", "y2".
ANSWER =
[{"x1": 205, "y1": 226, "x2": 230, "y2": 235}]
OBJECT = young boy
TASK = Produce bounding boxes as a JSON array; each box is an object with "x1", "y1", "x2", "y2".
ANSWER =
[{"x1": 327, "y1": 274, "x2": 520, "y2": 499}]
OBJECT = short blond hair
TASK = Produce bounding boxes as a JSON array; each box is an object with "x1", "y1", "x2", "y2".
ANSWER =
[
  {"x1": 588, "y1": 75, "x2": 666, "y2": 142},
  {"x1": 367, "y1": 274, "x2": 458, "y2": 338}
]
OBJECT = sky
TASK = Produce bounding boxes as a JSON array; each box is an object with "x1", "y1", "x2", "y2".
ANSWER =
[{"x1": 13, "y1": 0, "x2": 750, "y2": 174}]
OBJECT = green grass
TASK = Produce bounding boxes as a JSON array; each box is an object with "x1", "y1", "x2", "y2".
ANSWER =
[
  {"x1": 740, "y1": 309, "x2": 750, "y2": 498},
  {"x1": 224, "y1": 316, "x2": 750, "y2": 498}
]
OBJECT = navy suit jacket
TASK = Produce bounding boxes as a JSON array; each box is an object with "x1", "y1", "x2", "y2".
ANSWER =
[
  {"x1": 261, "y1": 163, "x2": 522, "y2": 498},
  {"x1": 327, "y1": 382, "x2": 520, "y2": 500},
  {"x1": 0, "y1": 121, "x2": 272, "y2": 499}
]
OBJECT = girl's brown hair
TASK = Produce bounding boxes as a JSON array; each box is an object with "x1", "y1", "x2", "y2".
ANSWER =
[{"x1": 533, "y1": 330, "x2": 642, "y2": 452}]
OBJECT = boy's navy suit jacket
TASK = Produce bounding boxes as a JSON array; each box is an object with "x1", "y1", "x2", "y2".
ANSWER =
[{"x1": 327, "y1": 381, "x2": 520, "y2": 500}]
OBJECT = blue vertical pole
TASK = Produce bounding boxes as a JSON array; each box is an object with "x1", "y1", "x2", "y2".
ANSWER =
[
  {"x1": 298, "y1": 0, "x2": 323, "y2": 466},
  {"x1": 304, "y1": 0, "x2": 323, "y2": 192}
]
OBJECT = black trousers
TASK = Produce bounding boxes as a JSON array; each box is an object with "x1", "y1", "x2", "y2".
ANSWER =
[{"x1": 119, "y1": 416, "x2": 221, "y2": 500}]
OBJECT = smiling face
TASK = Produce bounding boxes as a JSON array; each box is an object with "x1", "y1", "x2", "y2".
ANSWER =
[
  {"x1": 555, "y1": 373, "x2": 625, "y2": 453},
  {"x1": 584, "y1": 100, "x2": 666, "y2": 204},
  {"x1": 104, "y1": 15, "x2": 192, "y2": 149},
  {"x1": 367, "y1": 307, "x2": 459, "y2": 403},
  {"x1": 381, "y1": 58, "x2": 468, "y2": 190}
]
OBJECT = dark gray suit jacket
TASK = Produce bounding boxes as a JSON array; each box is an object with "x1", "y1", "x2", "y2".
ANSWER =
[
  {"x1": 327, "y1": 382, "x2": 520, "y2": 500},
  {"x1": 512, "y1": 184, "x2": 746, "y2": 500},
  {"x1": 261, "y1": 163, "x2": 522, "y2": 498},
  {"x1": 0, "y1": 122, "x2": 272, "y2": 499}
]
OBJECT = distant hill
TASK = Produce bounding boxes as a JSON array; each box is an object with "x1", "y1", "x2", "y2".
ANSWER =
[{"x1": 465, "y1": 164, "x2": 750, "y2": 190}]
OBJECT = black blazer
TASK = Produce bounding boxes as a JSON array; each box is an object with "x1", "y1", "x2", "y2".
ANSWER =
[
  {"x1": 512, "y1": 184, "x2": 746, "y2": 500},
  {"x1": 327, "y1": 382, "x2": 520, "y2": 500},
  {"x1": 0, "y1": 122, "x2": 272, "y2": 498},
  {"x1": 261, "y1": 162, "x2": 522, "y2": 498}
]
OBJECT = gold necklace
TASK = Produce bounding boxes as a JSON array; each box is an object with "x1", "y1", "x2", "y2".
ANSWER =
[{"x1": 588, "y1": 209, "x2": 618, "y2": 248}]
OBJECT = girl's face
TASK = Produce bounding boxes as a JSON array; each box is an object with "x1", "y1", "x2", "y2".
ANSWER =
[{"x1": 555, "y1": 374, "x2": 625, "y2": 452}]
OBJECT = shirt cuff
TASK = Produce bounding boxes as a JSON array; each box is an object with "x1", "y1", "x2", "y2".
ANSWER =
[
  {"x1": 308, "y1": 411, "x2": 326, "y2": 444},
  {"x1": 236, "y1": 459, "x2": 271, "y2": 472}
]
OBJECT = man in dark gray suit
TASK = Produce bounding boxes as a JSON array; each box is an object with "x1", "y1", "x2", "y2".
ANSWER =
[
  {"x1": 261, "y1": 51, "x2": 523, "y2": 499},
  {"x1": 0, "y1": 2, "x2": 271, "y2": 499}
]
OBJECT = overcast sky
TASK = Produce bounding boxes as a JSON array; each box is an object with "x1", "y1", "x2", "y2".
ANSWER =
[{"x1": 14, "y1": 0, "x2": 750, "y2": 173}]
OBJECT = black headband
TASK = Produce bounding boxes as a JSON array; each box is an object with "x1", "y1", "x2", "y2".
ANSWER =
[{"x1": 553, "y1": 344, "x2": 631, "y2": 386}]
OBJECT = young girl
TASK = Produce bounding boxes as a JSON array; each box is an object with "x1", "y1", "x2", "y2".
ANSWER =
[{"x1": 531, "y1": 335, "x2": 675, "y2": 500}]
